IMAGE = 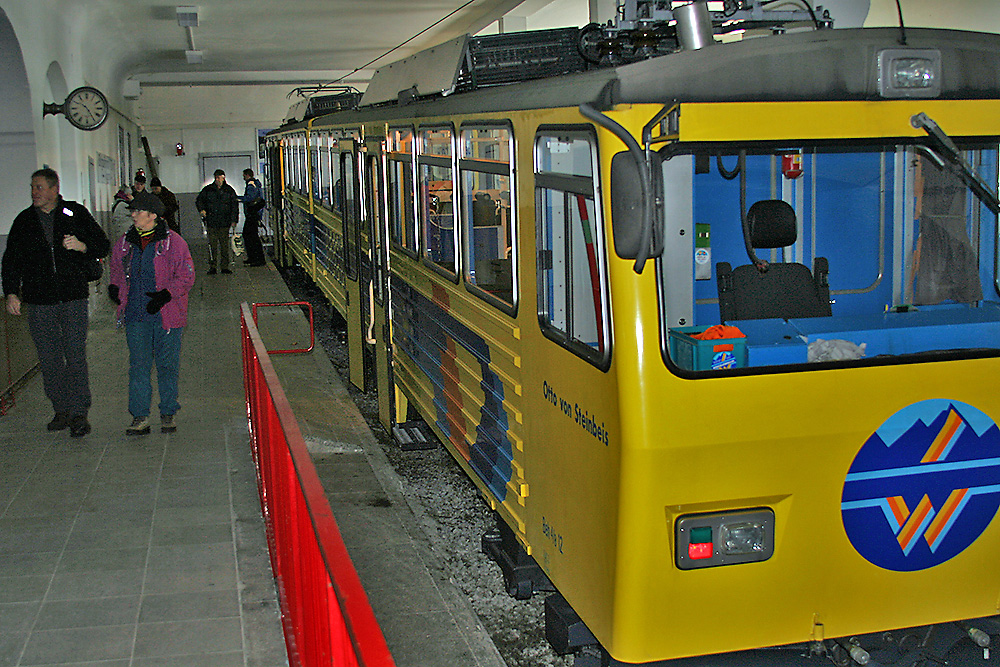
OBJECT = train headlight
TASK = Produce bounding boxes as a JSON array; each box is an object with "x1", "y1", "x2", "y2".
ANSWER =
[
  {"x1": 675, "y1": 508, "x2": 774, "y2": 570},
  {"x1": 878, "y1": 49, "x2": 941, "y2": 98},
  {"x1": 720, "y1": 521, "x2": 766, "y2": 555}
]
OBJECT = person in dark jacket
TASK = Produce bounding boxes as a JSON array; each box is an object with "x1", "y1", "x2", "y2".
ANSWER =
[
  {"x1": 195, "y1": 169, "x2": 239, "y2": 274},
  {"x1": 1, "y1": 168, "x2": 110, "y2": 437},
  {"x1": 239, "y1": 168, "x2": 266, "y2": 266},
  {"x1": 149, "y1": 177, "x2": 181, "y2": 234}
]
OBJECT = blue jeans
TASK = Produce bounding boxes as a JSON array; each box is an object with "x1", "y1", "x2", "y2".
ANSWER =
[{"x1": 125, "y1": 321, "x2": 183, "y2": 418}]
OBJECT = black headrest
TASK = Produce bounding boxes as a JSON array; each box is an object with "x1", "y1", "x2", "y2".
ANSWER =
[{"x1": 747, "y1": 200, "x2": 796, "y2": 249}]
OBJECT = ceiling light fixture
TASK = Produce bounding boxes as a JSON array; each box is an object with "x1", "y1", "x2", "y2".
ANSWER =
[
  {"x1": 177, "y1": 6, "x2": 202, "y2": 64},
  {"x1": 176, "y1": 6, "x2": 199, "y2": 27}
]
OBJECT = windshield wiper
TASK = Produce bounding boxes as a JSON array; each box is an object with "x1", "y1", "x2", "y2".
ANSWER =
[{"x1": 911, "y1": 112, "x2": 1000, "y2": 215}]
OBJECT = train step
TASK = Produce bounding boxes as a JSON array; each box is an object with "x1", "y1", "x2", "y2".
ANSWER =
[{"x1": 392, "y1": 420, "x2": 437, "y2": 451}]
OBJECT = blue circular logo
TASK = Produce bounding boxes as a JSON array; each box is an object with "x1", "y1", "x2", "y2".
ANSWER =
[{"x1": 841, "y1": 400, "x2": 1000, "y2": 571}]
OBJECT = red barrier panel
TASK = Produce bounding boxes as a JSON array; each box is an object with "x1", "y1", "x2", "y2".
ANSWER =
[{"x1": 240, "y1": 302, "x2": 395, "y2": 667}]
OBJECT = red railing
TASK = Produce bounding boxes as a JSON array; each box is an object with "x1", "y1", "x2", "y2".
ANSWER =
[{"x1": 240, "y1": 302, "x2": 395, "y2": 667}]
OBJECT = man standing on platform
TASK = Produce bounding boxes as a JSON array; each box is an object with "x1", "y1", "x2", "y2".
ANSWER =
[
  {"x1": 195, "y1": 169, "x2": 238, "y2": 274},
  {"x1": 149, "y1": 177, "x2": 181, "y2": 234},
  {"x1": 240, "y1": 168, "x2": 266, "y2": 267},
  {"x1": 131, "y1": 173, "x2": 147, "y2": 198},
  {"x1": 1, "y1": 168, "x2": 110, "y2": 437}
]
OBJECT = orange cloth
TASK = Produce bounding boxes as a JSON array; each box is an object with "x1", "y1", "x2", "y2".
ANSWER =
[{"x1": 689, "y1": 325, "x2": 745, "y2": 340}]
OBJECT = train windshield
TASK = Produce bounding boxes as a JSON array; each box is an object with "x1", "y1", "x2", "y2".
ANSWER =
[{"x1": 658, "y1": 140, "x2": 1000, "y2": 372}]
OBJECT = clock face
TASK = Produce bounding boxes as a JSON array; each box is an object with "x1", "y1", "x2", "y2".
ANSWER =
[{"x1": 64, "y1": 86, "x2": 109, "y2": 131}]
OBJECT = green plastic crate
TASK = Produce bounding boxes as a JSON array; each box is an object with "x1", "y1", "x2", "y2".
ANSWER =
[{"x1": 668, "y1": 326, "x2": 747, "y2": 371}]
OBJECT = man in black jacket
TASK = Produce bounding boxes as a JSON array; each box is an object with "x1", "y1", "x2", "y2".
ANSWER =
[
  {"x1": 150, "y1": 177, "x2": 181, "y2": 234},
  {"x1": 2, "y1": 168, "x2": 110, "y2": 436},
  {"x1": 195, "y1": 169, "x2": 239, "y2": 274}
]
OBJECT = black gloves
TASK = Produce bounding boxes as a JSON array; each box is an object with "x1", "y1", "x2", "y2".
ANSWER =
[
  {"x1": 109, "y1": 285, "x2": 171, "y2": 313},
  {"x1": 145, "y1": 289, "x2": 171, "y2": 314}
]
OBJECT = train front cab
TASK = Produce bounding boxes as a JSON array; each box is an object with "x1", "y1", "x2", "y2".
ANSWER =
[{"x1": 589, "y1": 98, "x2": 1000, "y2": 664}]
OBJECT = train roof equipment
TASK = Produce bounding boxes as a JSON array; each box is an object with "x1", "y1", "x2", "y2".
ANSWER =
[{"x1": 357, "y1": 0, "x2": 836, "y2": 108}]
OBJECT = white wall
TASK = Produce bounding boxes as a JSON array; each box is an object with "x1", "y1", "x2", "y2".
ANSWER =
[
  {"x1": 525, "y1": 0, "x2": 589, "y2": 30},
  {"x1": 144, "y1": 125, "x2": 270, "y2": 195},
  {"x1": 0, "y1": 2, "x2": 144, "y2": 236},
  {"x1": 866, "y1": 0, "x2": 1000, "y2": 30},
  {"x1": 137, "y1": 84, "x2": 293, "y2": 194}
]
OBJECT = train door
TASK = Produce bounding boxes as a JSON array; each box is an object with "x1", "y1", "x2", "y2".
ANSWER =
[
  {"x1": 267, "y1": 139, "x2": 289, "y2": 267},
  {"x1": 340, "y1": 140, "x2": 367, "y2": 391},
  {"x1": 365, "y1": 137, "x2": 395, "y2": 429}
]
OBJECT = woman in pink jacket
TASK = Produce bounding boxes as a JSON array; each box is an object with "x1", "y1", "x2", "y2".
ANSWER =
[{"x1": 108, "y1": 191, "x2": 195, "y2": 435}]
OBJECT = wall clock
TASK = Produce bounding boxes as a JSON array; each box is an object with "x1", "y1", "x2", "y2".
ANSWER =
[{"x1": 43, "y1": 86, "x2": 109, "y2": 131}]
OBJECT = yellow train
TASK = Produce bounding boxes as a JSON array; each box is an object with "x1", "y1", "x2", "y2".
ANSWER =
[{"x1": 266, "y1": 5, "x2": 1000, "y2": 665}]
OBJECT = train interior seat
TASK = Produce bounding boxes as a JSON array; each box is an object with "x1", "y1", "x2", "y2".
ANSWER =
[
  {"x1": 472, "y1": 191, "x2": 499, "y2": 227},
  {"x1": 716, "y1": 199, "x2": 831, "y2": 322}
]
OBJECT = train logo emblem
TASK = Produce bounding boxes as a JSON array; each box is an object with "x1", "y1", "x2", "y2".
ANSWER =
[
  {"x1": 711, "y1": 350, "x2": 737, "y2": 370},
  {"x1": 841, "y1": 400, "x2": 1000, "y2": 571}
]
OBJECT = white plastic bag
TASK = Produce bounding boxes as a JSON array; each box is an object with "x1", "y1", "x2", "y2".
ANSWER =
[
  {"x1": 231, "y1": 233, "x2": 244, "y2": 257},
  {"x1": 808, "y1": 338, "x2": 867, "y2": 362}
]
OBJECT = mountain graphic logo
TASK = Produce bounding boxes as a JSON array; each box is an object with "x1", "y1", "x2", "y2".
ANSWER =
[{"x1": 841, "y1": 399, "x2": 1000, "y2": 571}]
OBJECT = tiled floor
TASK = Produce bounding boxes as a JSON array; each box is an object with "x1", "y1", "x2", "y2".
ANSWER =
[
  {"x1": 1, "y1": 238, "x2": 507, "y2": 667},
  {"x1": 0, "y1": 244, "x2": 287, "y2": 666}
]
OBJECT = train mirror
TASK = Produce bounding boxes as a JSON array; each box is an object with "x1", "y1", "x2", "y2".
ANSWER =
[
  {"x1": 610, "y1": 151, "x2": 662, "y2": 261},
  {"x1": 610, "y1": 151, "x2": 643, "y2": 259}
]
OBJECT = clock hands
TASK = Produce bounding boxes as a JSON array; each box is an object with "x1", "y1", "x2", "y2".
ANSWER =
[{"x1": 70, "y1": 99, "x2": 97, "y2": 123}]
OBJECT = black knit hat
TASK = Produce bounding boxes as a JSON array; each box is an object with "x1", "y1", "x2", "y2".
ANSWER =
[{"x1": 128, "y1": 191, "x2": 165, "y2": 217}]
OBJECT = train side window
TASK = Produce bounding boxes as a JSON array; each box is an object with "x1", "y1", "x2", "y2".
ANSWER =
[
  {"x1": 535, "y1": 130, "x2": 610, "y2": 366},
  {"x1": 366, "y1": 151, "x2": 387, "y2": 305},
  {"x1": 292, "y1": 136, "x2": 300, "y2": 192},
  {"x1": 295, "y1": 135, "x2": 305, "y2": 193},
  {"x1": 460, "y1": 124, "x2": 515, "y2": 309},
  {"x1": 330, "y1": 138, "x2": 342, "y2": 214},
  {"x1": 419, "y1": 126, "x2": 457, "y2": 277},
  {"x1": 310, "y1": 140, "x2": 320, "y2": 201},
  {"x1": 317, "y1": 133, "x2": 331, "y2": 208},
  {"x1": 388, "y1": 127, "x2": 418, "y2": 255},
  {"x1": 282, "y1": 141, "x2": 292, "y2": 192},
  {"x1": 342, "y1": 150, "x2": 358, "y2": 280}
]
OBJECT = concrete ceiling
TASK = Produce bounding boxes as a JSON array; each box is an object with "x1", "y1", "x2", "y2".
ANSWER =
[{"x1": 88, "y1": 0, "x2": 555, "y2": 91}]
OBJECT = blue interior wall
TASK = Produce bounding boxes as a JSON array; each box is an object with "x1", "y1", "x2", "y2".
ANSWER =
[
  {"x1": 978, "y1": 151, "x2": 1000, "y2": 302},
  {"x1": 691, "y1": 150, "x2": 897, "y2": 325}
]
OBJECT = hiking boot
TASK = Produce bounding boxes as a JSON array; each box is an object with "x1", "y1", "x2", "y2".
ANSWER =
[
  {"x1": 69, "y1": 415, "x2": 91, "y2": 438},
  {"x1": 206, "y1": 268, "x2": 217, "y2": 275},
  {"x1": 126, "y1": 416, "x2": 151, "y2": 435},
  {"x1": 161, "y1": 414, "x2": 177, "y2": 433},
  {"x1": 221, "y1": 268, "x2": 232, "y2": 274},
  {"x1": 47, "y1": 412, "x2": 71, "y2": 431}
]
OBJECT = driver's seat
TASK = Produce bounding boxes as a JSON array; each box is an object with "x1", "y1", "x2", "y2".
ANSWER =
[{"x1": 716, "y1": 200, "x2": 831, "y2": 322}]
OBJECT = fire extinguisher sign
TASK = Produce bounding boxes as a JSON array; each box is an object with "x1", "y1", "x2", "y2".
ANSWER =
[{"x1": 782, "y1": 153, "x2": 803, "y2": 179}]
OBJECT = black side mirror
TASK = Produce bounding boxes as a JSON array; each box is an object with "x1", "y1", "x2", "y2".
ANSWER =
[{"x1": 611, "y1": 151, "x2": 661, "y2": 261}]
